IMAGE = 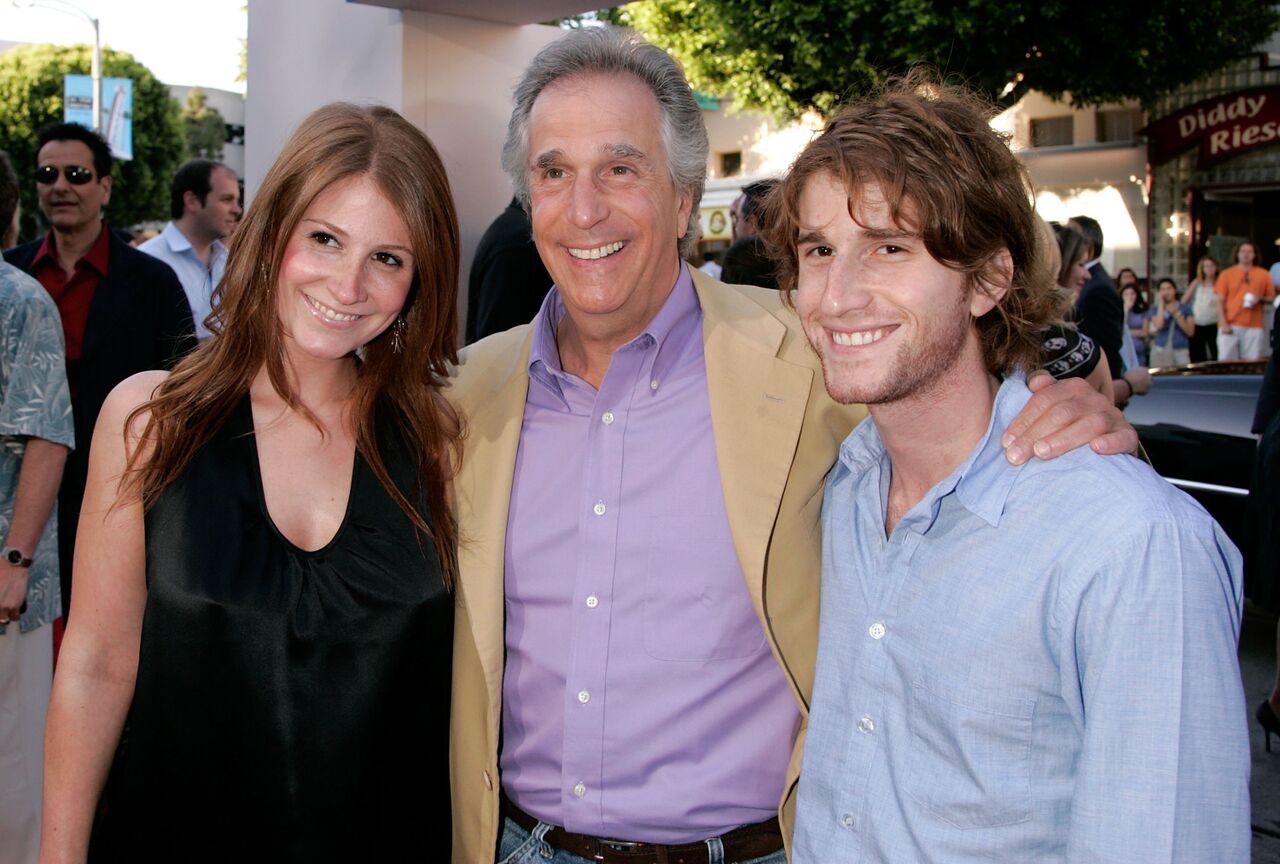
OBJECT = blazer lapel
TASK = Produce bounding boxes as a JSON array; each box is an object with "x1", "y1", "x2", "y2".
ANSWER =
[
  {"x1": 694, "y1": 271, "x2": 814, "y2": 616},
  {"x1": 453, "y1": 332, "x2": 533, "y2": 721}
]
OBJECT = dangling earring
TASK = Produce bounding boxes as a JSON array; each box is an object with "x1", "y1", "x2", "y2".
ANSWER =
[{"x1": 390, "y1": 316, "x2": 406, "y2": 354}]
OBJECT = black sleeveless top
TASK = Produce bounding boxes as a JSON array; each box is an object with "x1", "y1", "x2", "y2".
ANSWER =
[{"x1": 90, "y1": 397, "x2": 452, "y2": 862}]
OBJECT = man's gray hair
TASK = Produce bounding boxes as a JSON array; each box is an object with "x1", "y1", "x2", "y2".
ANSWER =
[{"x1": 501, "y1": 26, "x2": 708, "y2": 257}]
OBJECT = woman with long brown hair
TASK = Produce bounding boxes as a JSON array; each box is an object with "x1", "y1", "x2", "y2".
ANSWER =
[{"x1": 40, "y1": 103, "x2": 461, "y2": 862}]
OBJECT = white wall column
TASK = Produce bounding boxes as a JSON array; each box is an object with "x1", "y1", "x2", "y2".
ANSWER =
[
  {"x1": 401, "y1": 13, "x2": 561, "y2": 322},
  {"x1": 246, "y1": 0, "x2": 405, "y2": 196}
]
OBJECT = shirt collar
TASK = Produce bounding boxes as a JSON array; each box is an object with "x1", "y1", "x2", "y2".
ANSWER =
[
  {"x1": 31, "y1": 232, "x2": 56, "y2": 268},
  {"x1": 527, "y1": 262, "x2": 701, "y2": 400},
  {"x1": 837, "y1": 372, "x2": 1030, "y2": 531},
  {"x1": 950, "y1": 374, "x2": 1031, "y2": 527},
  {"x1": 161, "y1": 220, "x2": 194, "y2": 254},
  {"x1": 162, "y1": 221, "x2": 226, "y2": 264},
  {"x1": 32, "y1": 222, "x2": 110, "y2": 277}
]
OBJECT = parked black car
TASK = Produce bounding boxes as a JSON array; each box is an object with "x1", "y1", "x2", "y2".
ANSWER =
[{"x1": 1124, "y1": 360, "x2": 1264, "y2": 552}]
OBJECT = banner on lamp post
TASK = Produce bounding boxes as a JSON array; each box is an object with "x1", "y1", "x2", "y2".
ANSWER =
[{"x1": 63, "y1": 74, "x2": 133, "y2": 161}]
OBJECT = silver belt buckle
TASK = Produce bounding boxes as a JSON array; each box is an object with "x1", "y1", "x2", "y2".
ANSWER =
[{"x1": 598, "y1": 838, "x2": 645, "y2": 858}]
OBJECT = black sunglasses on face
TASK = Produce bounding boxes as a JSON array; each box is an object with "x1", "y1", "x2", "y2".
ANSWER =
[{"x1": 34, "y1": 165, "x2": 95, "y2": 186}]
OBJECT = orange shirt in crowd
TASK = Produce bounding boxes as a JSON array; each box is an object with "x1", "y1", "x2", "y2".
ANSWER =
[{"x1": 1215, "y1": 265, "x2": 1275, "y2": 328}]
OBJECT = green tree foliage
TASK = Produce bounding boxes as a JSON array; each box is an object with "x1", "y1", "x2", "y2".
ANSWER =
[
  {"x1": 182, "y1": 88, "x2": 227, "y2": 161},
  {"x1": 616, "y1": 0, "x2": 1280, "y2": 119},
  {"x1": 0, "y1": 43, "x2": 184, "y2": 243}
]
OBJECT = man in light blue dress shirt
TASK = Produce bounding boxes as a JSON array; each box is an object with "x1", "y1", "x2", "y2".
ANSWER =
[
  {"x1": 138, "y1": 159, "x2": 240, "y2": 339},
  {"x1": 767, "y1": 80, "x2": 1251, "y2": 862}
]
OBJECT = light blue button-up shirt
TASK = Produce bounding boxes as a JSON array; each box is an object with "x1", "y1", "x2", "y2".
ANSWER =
[
  {"x1": 138, "y1": 221, "x2": 226, "y2": 339},
  {"x1": 794, "y1": 374, "x2": 1250, "y2": 863}
]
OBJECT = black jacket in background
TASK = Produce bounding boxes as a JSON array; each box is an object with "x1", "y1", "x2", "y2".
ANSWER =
[
  {"x1": 720, "y1": 235, "x2": 779, "y2": 291},
  {"x1": 465, "y1": 199, "x2": 553, "y2": 344},
  {"x1": 1072, "y1": 262, "x2": 1124, "y2": 378},
  {"x1": 1253, "y1": 308, "x2": 1280, "y2": 434}
]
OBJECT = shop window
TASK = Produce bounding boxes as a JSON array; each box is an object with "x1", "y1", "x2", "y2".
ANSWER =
[
  {"x1": 1097, "y1": 109, "x2": 1143, "y2": 143},
  {"x1": 719, "y1": 151, "x2": 742, "y2": 177},
  {"x1": 1030, "y1": 116, "x2": 1073, "y2": 148}
]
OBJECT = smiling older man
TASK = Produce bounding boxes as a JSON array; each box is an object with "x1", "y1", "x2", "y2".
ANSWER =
[{"x1": 446, "y1": 27, "x2": 1137, "y2": 864}]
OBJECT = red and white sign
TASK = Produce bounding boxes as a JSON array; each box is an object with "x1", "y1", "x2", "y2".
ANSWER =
[{"x1": 1142, "y1": 86, "x2": 1280, "y2": 168}]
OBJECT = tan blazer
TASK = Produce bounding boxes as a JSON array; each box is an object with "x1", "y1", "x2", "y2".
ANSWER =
[{"x1": 447, "y1": 270, "x2": 865, "y2": 863}]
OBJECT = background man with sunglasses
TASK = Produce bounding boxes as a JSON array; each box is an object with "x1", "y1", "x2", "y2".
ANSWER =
[{"x1": 3, "y1": 122, "x2": 196, "y2": 618}]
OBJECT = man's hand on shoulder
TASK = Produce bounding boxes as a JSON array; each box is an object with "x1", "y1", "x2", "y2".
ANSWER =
[{"x1": 1002, "y1": 372, "x2": 1139, "y2": 464}]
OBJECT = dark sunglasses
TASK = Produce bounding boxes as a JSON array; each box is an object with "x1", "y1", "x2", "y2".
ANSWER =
[{"x1": 34, "y1": 164, "x2": 95, "y2": 186}]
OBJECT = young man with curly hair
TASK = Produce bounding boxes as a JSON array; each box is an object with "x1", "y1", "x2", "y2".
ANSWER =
[{"x1": 770, "y1": 81, "x2": 1250, "y2": 863}]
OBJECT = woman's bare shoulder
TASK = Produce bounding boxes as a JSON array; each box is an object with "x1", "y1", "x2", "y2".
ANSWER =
[{"x1": 98, "y1": 370, "x2": 171, "y2": 440}]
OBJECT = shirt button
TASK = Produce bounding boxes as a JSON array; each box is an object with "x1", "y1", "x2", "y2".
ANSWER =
[
  {"x1": 649, "y1": 379, "x2": 659, "y2": 391},
  {"x1": 577, "y1": 689, "x2": 591, "y2": 704},
  {"x1": 857, "y1": 716, "x2": 876, "y2": 734},
  {"x1": 841, "y1": 813, "x2": 856, "y2": 830},
  {"x1": 573, "y1": 782, "x2": 587, "y2": 798},
  {"x1": 585, "y1": 595, "x2": 599, "y2": 608},
  {"x1": 868, "y1": 622, "x2": 886, "y2": 640},
  {"x1": 593, "y1": 502, "x2": 606, "y2": 516},
  {"x1": 602, "y1": 410, "x2": 615, "y2": 425}
]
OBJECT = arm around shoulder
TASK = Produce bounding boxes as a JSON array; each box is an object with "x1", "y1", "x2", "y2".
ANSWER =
[{"x1": 40, "y1": 370, "x2": 167, "y2": 864}]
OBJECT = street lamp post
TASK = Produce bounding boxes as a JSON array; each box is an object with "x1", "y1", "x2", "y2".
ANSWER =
[{"x1": 11, "y1": 0, "x2": 102, "y2": 132}]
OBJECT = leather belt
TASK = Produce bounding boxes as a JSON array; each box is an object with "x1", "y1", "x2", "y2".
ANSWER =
[{"x1": 502, "y1": 795, "x2": 783, "y2": 864}]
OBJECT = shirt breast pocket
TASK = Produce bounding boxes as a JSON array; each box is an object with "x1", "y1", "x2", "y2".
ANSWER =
[
  {"x1": 642, "y1": 515, "x2": 766, "y2": 661},
  {"x1": 904, "y1": 672, "x2": 1035, "y2": 829}
]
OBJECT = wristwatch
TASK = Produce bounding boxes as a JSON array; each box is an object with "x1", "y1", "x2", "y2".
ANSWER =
[{"x1": 2, "y1": 547, "x2": 32, "y2": 568}]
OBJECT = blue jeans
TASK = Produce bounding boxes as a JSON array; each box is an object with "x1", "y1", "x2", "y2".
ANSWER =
[{"x1": 497, "y1": 816, "x2": 788, "y2": 864}]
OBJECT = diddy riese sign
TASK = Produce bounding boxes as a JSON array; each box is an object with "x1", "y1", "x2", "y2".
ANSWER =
[{"x1": 1142, "y1": 86, "x2": 1280, "y2": 168}]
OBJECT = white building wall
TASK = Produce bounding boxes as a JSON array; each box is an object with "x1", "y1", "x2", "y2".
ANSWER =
[
  {"x1": 703, "y1": 103, "x2": 822, "y2": 182},
  {"x1": 245, "y1": 0, "x2": 405, "y2": 198},
  {"x1": 697, "y1": 103, "x2": 822, "y2": 247},
  {"x1": 400, "y1": 13, "x2": 562, "y2": 312},
  {"x1": 994, "y1": 94, "x2": 1149, "y2": 277}
]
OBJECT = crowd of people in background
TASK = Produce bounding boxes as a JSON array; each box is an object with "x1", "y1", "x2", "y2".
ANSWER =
[
  {"x1": 0, "y1": 20, "x2": 1269, "y2": 864},
  {"x1": 1081, "y1": 240, "x2": 1280, "y2": 368}
]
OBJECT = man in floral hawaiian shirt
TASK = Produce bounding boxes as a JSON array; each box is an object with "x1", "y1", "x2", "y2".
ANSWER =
[{"x1": 0, "y1": 149, "x2": 74, "y2": 864}]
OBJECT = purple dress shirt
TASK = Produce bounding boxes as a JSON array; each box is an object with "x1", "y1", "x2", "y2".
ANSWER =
[{"x1": 500, "y1": 265, "x2": 799, "y2": 844}]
